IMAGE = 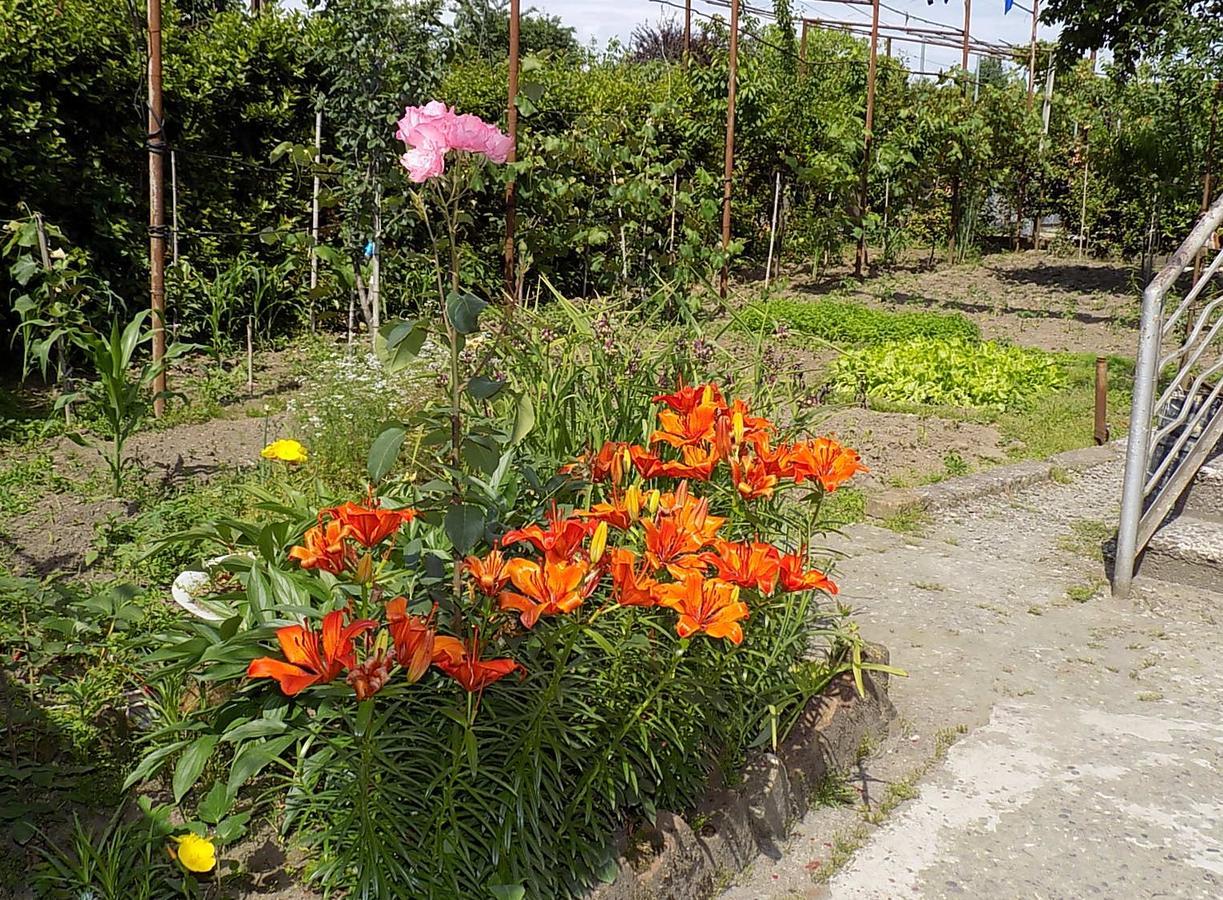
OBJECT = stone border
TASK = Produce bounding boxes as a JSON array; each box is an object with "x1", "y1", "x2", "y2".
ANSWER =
[
  {"x1": 865, "y1": 441, "x2": 1122, "y2": 520},
  {"x1": 588, "y1": 650, "x2": 896, "y2": 899}
]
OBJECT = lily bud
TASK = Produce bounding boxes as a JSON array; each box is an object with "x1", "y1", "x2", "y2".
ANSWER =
[
  {"x1": 355, "y1": 553, "x2": 375, "y2": 585},
  {"x1": 625, "y1": 484, "x2": 642, "y2": 522},
  {"x1": 646, "y1": 489, "x2": 661, "y2": 516},
  {"x1": 589, "y1": 521, "x2": 609, "y2": 564},
  {"x1": 732, "y1": 410, "x2": 745, "y2": 445}
]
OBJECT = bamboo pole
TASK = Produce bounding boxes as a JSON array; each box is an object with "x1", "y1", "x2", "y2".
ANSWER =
[
  {"x1": 1026, "y1": 0, "x2": 1040, "y2": 108},
  {"x1": 309, "y1": 109, "x2": 322, "y2": 332}
]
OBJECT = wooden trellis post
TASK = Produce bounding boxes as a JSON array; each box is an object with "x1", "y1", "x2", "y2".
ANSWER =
[{"x1": 719, "y1": 0, "x2": 740, "y2": 300}]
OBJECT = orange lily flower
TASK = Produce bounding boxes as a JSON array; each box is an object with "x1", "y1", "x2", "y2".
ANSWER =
[
  {"x1": 651, "y1": 384, "x2": 725, "y2": 449},
  {"x1": 730, "y1": 450, "x2": 780, "y2": 500},
  {"x1": 608, "y1": 548, "x2": 660, "y2": 607},
  {"x1": 323, "y1": 500, "x2": 417, "y2": 548},
  {"x1": 465, "y1": 550, "x2": 510, "y2": 596},
  {"x1": 500, "y1": 506, "x2": 593, "y2": 562},
  {"x1": 780, "y1": 438, "x2": 869, "y2": 492},
  {"x1": 653, "y1": 444, "x2": 719, "y2": 481},
  {"x1": 247, "y1": 610, "x2": 376, "y2": 695},
  {"x1": 714, "y1": 399, "x2": 773, "y2": 458},
  {"x1": 288, "y1": 521, "x2": 353, "y2": 574},
  {"x1": 777, "y1": 551, "x2": 839, "y2": 594},
  {"x1": 346, "y1": 649, "x2": 393, "y2": 700},
  {"x1": 498, "y1": 557, "x2": 596, "y2": 628},
  {"x1": 432, "y1": 634, "x2": 525, "y2": 693},
  {"x1": 385, "y1": 598, "x2": 437, "y2": 683},
  {"x1": 700, "y1": 539, "x2": 781, "y2": 595},
  {"x1": 642, "y1": 492, "x2": 723, "y2": 577},
  {"x1": 653, "y1": 383, "x2": 726, "y2": 414},
  {"x1": 655, "y1": 574, "x2": 750, "y2": 644}
]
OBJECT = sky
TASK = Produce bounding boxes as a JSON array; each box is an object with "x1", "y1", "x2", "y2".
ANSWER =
[{"x1": 532, "y1": 0, "x2": 1064, "y2": 76}]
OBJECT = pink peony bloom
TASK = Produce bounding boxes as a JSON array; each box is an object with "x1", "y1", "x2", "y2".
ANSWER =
[
  {"x1": 395, "y1": 102, "x2": 513, "y2": 180},
  {"x1": 401, "y1": 146, "x2": 445, "y2": 183}
]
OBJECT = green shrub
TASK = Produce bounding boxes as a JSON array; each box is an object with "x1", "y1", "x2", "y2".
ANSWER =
[
  {"x1": 830, "y1": 337, "x2": 1065, "y2": 410},
  {"x1": 737, "y1": 298, "x2": 980, "y2": 347}
]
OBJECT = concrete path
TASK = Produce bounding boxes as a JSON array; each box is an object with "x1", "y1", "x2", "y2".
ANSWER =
[{"x1": 720, "y1": 452, "x2": 1223, "y2": 899}]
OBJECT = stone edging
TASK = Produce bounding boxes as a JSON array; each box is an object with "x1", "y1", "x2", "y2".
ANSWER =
[
  {"x1": 865, "y1": 441, "x2": 1122, "y2": 520},
  {"x1": 588, "y1": 650, "x2": 896, "y2": 899}
]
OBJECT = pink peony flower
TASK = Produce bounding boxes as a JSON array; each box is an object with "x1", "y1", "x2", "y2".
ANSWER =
[
  {"x1": 395, "y1": 102, "x2": 513, "y2": 180},
  {"x1": 401, "y1": 146, "x2": 445, "y2": 183}
]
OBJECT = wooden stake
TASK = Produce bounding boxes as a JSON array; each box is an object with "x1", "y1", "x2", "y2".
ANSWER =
[
  {"x1": 148, "y1": 0, "x2": 167, "y2": 417},
  {"x1": 800, "y1": 19, "x2": 809, "y2": 77},
  {"x1": 719, "y1": 0, "x2": 740, "y2": 300},
  {"x1": 961, "y1": 0, "x2": 971, "y2": 72},
  {"x1": 1026, "y1": 0, "x2": 1039, "y2": 108},
  {"x1": 685, "y1": 0, "x2": 692, "y2": 60},
  {"x1": 503, "y1": 0, "x2": 521, "y2": 302},
  {"x1": 309, "y1": 108, "x2": 322, "y2": 331},
  {"x1": 765, "y1": 172, "x2": 781, "y2": 288},
  {"x1": 246, "y1": 316, "x2": 254, "y2": 394},
  {"x1": 854, "y1": 0, "x2": 881, "y2": 279},
  {"x1": 170, "y1": 149, "x2": 179, "y2": 266},
  {"x1": 1094, "y1": 356, "x2": 1109, "y2": 445}
]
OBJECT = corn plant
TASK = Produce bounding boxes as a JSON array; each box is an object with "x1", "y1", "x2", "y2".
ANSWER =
[{"x1": 62, "y1": 311, "x2": 192, "y2": 494}]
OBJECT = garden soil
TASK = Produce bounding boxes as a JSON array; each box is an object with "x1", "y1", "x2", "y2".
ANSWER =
[
  {"x1": 783, "y1": 251, "x2": 1141, "y2": 356},
  {"x1": 720, "y1": 450, "x2": 1223, "y2": 899}
]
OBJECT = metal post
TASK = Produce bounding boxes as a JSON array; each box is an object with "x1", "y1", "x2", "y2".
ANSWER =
[
  {"x1": 855, "y1": 0, "x2": 881, "y2": 278},
  {"x1": 170, "y1": 149, "x2": 179, "y2": 266},
  {"x1": 1026, "y1": 0, "x2": 1039, "y2": 108},
  {"x1": 961, "y1": 0, "x2": 971, "y2": 72},
  {"x1": 719, "y1": 0, "x2": 740, "y2": 300},
  {"x1": 1094, "y1": 356, "x2": 1109, "y2": 444},
  {"x1": 1114, "y1": 282, "x2": 1164, "y2": 597},
  {"x1": 148, "y1": 0, "x2": 167, "y2": 417},
  {"x1": 503, "y1": 0, "x2": 520, "y2": 302},
  {"x1": 765, "y1": 171, "x2": 781, "y2": 288}
]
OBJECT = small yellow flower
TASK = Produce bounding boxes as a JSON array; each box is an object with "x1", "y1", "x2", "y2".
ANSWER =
[
  {"x1": 261, "y1": 439, "x2": 308, "y2": 464},
  {"x1": 172, "y1": 833, "x2": 216, "y2": 873}
]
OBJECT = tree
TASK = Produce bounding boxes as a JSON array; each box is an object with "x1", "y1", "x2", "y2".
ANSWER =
[
  {"x1": 450, "y1": 0, "x2": 580, "y2": 61},
  {"x1": 1042, "y1": 0, "x2": 1223, "y2": 72}
]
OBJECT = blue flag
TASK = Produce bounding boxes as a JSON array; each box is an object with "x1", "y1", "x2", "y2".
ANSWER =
[{"x1": 1005, "y1": 0, "x2": 1014, "y2": 11}]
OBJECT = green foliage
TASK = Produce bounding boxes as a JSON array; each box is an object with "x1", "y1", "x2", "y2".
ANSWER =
[
  {"x1": 738, "y1": 298, "x2": 980, "y2": 346},
  {"x1": 831, "y1": 337, "x2": 1066, "y2": 410}
]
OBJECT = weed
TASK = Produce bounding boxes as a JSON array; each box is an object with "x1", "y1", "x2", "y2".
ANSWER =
[
  {"x1": 1027, "y1": 605, "x2": 1044, "y2": 615},
  {"x1": 942, "y1": 452, "x2": 969, "y2": 478},
  {"x1": 810, "y1": 772, "x2": 859, "y2": 808},
  {"x1": 1057, "y1": 520, "x2": 1113, "y2": 561},
  {"x1": 1065, "y1": 578, "x2": 1106, "y2": 604},
  {"x1": 820, "y1": 487, "x2": 866, "y2": 527},
  {"x1": 1048, "y1": 465, "x2": 1074, "y2": 484},
  {"x1": 911, "y1": 581, "x2": 945, "y2": 592},
  {"x1": 881, "y1": 508, "x2": 928, "y2": 535},
  {"x1": 1136, "y1": 691, "x2": 1164, "y2": 702}
]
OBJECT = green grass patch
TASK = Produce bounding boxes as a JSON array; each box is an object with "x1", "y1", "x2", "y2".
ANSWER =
[
  {"x1": 738, "y1": 298, "x2": 979, "y2": 346},
  {"x1": 831, "y1": 338, "x2": 1065, "y2": 411}
]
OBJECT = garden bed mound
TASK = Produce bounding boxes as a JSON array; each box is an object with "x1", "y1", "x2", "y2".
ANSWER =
[{"x1": 588, "y1": 647, "x2": 895, "y2": 900}]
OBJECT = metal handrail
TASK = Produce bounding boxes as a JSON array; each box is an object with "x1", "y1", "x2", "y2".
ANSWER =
[{"x1": 1114, "y1": 192, "x2": 1223, "y2": 597}]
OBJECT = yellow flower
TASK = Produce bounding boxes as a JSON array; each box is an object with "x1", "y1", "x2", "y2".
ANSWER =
[
  {"x1": 173, "y1": 833, "x2": 216, "y2": 873},
  {"x1": 261, "y1": 439, "x2": 308, "y2": 464}
]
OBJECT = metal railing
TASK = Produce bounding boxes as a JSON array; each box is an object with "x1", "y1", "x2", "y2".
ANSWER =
[{"x1": 1114, "y1": 192, "x2": 1223, "y2": 597}]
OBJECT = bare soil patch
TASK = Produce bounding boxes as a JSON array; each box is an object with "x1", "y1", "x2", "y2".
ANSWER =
[
  {"x1": 813, "y1": 406, "x2": 1011, "y2": 490},
  {"x1": 785, "y1": 251, "x2": 1141, "y2": 356}
]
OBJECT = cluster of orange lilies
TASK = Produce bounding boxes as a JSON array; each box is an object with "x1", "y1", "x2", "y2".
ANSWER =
[{"x1": 248, "y1": 384, "x2": 865, "y2": 702}]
